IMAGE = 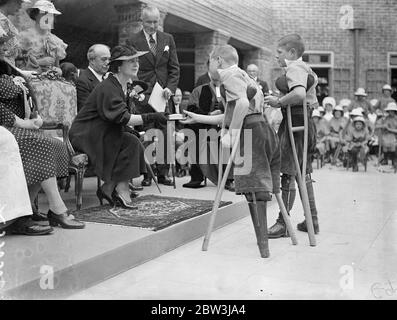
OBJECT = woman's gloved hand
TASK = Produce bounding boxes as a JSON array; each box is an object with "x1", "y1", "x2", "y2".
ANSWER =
[{"x1": 141, "y1": 112, "x2": 168, "y2": 125}]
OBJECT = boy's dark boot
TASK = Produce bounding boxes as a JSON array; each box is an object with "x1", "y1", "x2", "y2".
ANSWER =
[
  {"x1": 297, "y1": 174, "x2": 319, "y2": 234},
  {"x1": 268, "y1": 174, "x2": 296, "y2": 238},
  {"x1": 248, "y1": 200, "x2": 270, "y2": 258}
]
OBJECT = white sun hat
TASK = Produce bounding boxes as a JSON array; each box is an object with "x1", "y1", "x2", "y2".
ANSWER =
[
  {"x1": 353, "y1": 116, "x2": 365, "y2": 123},
  {"x1": 27, "y1": 0, "x2": 62, "y2": 15},
  {"x1": 339, "y1": 98, "x2": 351, "y2": 107},
  {"x1": 350, "y1": 108, "x2": 363, "y2": 117},
  {"x1": 322, "y1": 97, "x2": 336, "y2": 109},
  {"x1": 312, "y1": 109, "x2": 321, "y2": 118},
  {"x1": 333, "y1": 105, "x2": 344, "y2": 113},
  {"x1": 382, "y1": 84, "x2": 392, "y2": 91},
  {"x1": 385, "y1": 102, "x2": 397, "y2": 112},
  {"x1": 354, "y1": 88, "x2": 367, "y2": 96}
]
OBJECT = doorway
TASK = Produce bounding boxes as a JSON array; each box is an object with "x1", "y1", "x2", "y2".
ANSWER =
[{"x1": 312, "y1": 68, "x2": 330, "y2": 106}]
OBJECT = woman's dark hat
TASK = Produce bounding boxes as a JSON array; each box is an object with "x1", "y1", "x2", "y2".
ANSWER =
[{"x1": 110, "y1": 45, "x2": 148, "y2": 62}]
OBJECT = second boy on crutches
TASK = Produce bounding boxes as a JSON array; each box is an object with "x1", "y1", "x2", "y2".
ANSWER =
[
  {"x1": 264, "y1": 34, "x2": 320, "y2": 238},
  {"x1": 182, "y1": 45, "x2": 283, "y2": 258}
]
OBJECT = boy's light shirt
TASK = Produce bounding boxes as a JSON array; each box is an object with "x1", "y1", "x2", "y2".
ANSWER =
[
  {"x1": 284, "y1": 57, "x2": 303, "y2": 67},
  {"x1": 284, "y1": 58, "x2": 319, "y2": 108}
]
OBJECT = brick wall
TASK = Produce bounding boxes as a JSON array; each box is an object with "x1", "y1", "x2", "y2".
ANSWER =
[{"x1": 271, "y1": 0, "x2": 397, "y2": 101}]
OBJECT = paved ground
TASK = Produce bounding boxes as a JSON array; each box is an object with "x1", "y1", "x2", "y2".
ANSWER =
[{"x1": 67, "y1": 160, "x2": 397, "y2": 300}]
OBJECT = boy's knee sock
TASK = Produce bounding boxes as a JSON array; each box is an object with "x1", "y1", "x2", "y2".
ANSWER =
[{"x1": 278, "y1": 174, "x2": 296, "y2": 223}]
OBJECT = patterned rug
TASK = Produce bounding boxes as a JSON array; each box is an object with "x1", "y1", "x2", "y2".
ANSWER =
[{"x1": 73, "y1": 195, "x2": 232, "y2": 231}]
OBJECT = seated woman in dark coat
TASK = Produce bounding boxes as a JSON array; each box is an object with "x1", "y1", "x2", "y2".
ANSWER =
[{"x1": 70, "y1": 45, "x2": 167, "y2": 209}]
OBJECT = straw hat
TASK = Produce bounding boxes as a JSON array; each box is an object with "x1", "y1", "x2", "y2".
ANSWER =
[
  {"x1": 385, "y1": 102, "x2": 397, "y2": 112},
  {"x1": 318, "y1": 106, "x2": 325, "y2": 113},
  {"x1": 354, "y1": 88, "x2": 367, "y2": 96},
  {"x1": 312, "y1": 109, "x2": 321, "y2": 118},
  {"x1": 350, "y1": 108, "x2": 363, "y2": 117},
  {"x1": 27, "y1": 0, "x2": 62, "y2": 15},
  {"x1": 339, "y1": 98, "x2": 351, "y2": 107},
  {"x1": 353, "y1": 116, "x2": 365, "y2": 124},
  {"x1": 322, "y1": 96, "x2": 336, "y2": 109},
  {"x1": 332, "y1": 105, "x2": 344, "y2": 113},
  {"x1": 382, "y1": 84, "x2": 392, "y2": 92}
]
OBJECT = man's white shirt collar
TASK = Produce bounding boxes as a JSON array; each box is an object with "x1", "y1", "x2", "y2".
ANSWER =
[{"x1": 88, "y1": 66, "x2": 105, "y2": 82}]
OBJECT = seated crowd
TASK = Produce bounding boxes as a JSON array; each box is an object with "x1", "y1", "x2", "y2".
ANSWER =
[{"x1": 311, "y1": 85, "x2": 397, "y2": 172}]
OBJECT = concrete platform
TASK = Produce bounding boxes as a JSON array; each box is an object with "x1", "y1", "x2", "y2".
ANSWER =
[{"x1": 1, "y1": 176, "x2": 257, "y2": 299}]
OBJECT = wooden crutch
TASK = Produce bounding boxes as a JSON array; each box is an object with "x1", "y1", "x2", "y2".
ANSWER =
[
  {"x1": 286, "y1": 101, "x2": 316, "y2": 246},
  {"x1": 202, "y1": 125, "x2": 243, "y2": 251}
]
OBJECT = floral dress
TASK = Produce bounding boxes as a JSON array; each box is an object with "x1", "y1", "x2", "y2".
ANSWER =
[
  {"x1": 0, "y1": 74, "x2": 68, "y2": 185},
  {"x1": 18, "y1": 27, "x2": 67, "y2": 73},
  {"x1": 0, "y1": 11, "x2": 21, "y2": 65}
]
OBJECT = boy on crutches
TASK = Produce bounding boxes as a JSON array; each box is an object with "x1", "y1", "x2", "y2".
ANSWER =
[
  {"x1": 264, "y1": 34, "x2": 320, "y2": 238},
  {"x1": 182, "y1": 45, "x2": 281, "y2": 258}
]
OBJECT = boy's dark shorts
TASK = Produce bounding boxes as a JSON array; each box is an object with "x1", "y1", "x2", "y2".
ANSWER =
[
  {"x1": 234, "y1": 113, "x2": 280, "y2": 195},
  {"x1": 278, "y1": 106, "x2": 317, "y2": 176}
]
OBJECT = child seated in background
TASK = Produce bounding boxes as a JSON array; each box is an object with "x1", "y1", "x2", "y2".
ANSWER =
[
  {"x1": 339, "y1": 98, "x2": 352, "y2": 119},
  {"x1": 343, "y1": 116, "x2": 370, "y2": 172},
  {"x1": 377, "y1": 102, "x2": 397, "y2": 169},
  {"x1": 328, "y1": 105, "x2": 347, "y2": 163},
  {"x1": 312, "y1": 109, "x2": 329, "y2": 158},
  {"x1": 322, "y1": 97, "x2": 336, "y2": 122}
]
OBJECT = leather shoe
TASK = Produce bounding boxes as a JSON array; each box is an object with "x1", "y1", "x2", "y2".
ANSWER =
[
  {"x1": 10, "y1": 217, "x2": 53, "y2": 236},
  {"x1": 183, "y1": 180, "x2": 205, "y2": 188},
  {"x1": 158, "y1": 176, "x2": 174, "y2": 186},
  {"x1": 129, "y1": 183, "x2": 143, "y2": 191},
  {"x1": 130, "y1": 190, "x2": 139, "y2": 199},
  {"x1": 297, "y1": 217, "x2": 319, "y2": 234},
  {"x1": 225, "y1": 180, "x2": 235, "y2": 192},
  {"x1": 141, "y1": 177, "x2": 152, "y2": 187},
  {"x1": 48, "y1": 210, "x2": 85, "y2": 229},
  {"x1": 268, "y1": 221, "x2": 289, "y2": 239}
]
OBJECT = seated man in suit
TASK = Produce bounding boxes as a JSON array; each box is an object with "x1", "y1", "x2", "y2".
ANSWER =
[
  {"x1": 76, "y1": 44, "x2": 111, "y2": 112},
  {"x1": 127, "y1": 6, "x2": 180, "y2": 186},
  {"x1": 246, "y1": 64, "x2": 269, "y2": 96}
]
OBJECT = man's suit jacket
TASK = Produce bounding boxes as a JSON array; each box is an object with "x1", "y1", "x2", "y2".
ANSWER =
[
  {"x1": 76, "y1": 68, "x2": 100, "y2": 112},
  {"x1": 127, "y1": 30, "x2": 180, "y2": 95},
  {"x1": 194, "y1": 72, "x2": 211, "y2": 88}
]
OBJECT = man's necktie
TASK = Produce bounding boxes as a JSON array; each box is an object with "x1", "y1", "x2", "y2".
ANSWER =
[{"x1": 149, "y1": 35, "x2": 157, "y2": 55}]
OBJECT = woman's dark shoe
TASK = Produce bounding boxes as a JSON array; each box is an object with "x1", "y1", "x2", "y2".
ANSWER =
[
  {"x1": 130, "y1": 190, "x2": 139, "y2": 199},
  {"x1": 47, "y1": 210, "x2": 85, "y2": 229},
  {"x1": 141, "y1": 177, "x2": 152, "y2": 187},
  {"x1": 129, "y1": 183, "x2": 143, "y2": 191},
  {"x1": 10, "y1": 217, "x2": 53, "y2": 236},
  {"x1": 183, "y1": 180, "x2": 205, "y2": 188},
  {"x1": 97, "y1": 187, "x2": 114, "y2": 206},
  {"x1": 112, "y1": 190, "x2": 138, "y2": 210}
]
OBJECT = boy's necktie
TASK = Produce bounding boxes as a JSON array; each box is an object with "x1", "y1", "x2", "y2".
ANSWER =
[{"x1": 149, "y1": 35, "x2": 157, "y2": 55}]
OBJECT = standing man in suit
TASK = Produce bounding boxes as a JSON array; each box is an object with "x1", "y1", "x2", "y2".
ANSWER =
[
  {"x1": 127, "y1": 6, "x2": 180, "y2": 186},
  {"x1": 246, "y1": 64, "x2": 269, "y2": 96},
  {"x1": 76, "y1": 44, "x2": 111, "y2": 112}
]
